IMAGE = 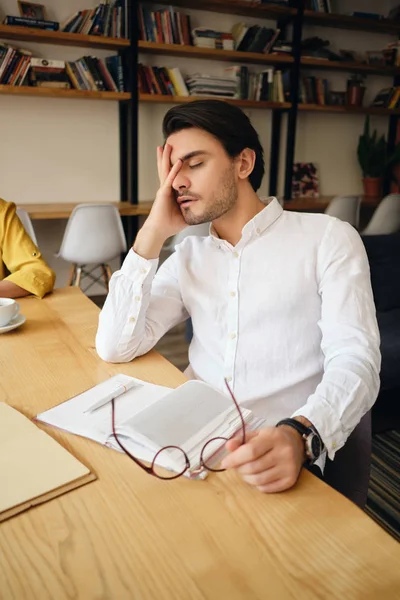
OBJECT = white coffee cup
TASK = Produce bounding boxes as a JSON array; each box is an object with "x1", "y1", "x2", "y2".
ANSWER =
[{"x1": 0, "y1": 298, "x2": 20, "y2": 327}]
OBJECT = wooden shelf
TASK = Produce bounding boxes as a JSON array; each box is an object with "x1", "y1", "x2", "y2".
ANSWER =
[
  {"x1": 300, "y1": 57, "x2": 400, "y2": 77},
  {"x1": 0, "y1": 24, "x2": 130, "y2": 49},
  {"x1": 284, "y1": 195, "x2": 381, "y2": 211},
  {"x1": 142, "y1": 0, "x2": 296, "y2": 20},
  {"x1": 303, "y1": 10, "x2": 400, "y2": 34},
  {"x1": 298, "y1": 104, "x2": 400, "y2": 116},
  {"x1": 0, "y1": 85, "x2": 130, "y2": 101},
  {"x1": 138, "y1": 41, "x2": 294, "y2": 66},
  {"x1": 139, "y1": 93, "x2": 291, "y2": 110}
]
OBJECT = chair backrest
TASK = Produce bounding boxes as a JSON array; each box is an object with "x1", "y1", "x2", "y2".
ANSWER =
[
  {"x1": 324, "y1": 196, "x2": 361, "y2": 228},
  {"x1": 16, "y1": 207, "x2": 38, "y2": 246},
  {"x1": 58, "y1": 204, "x2": 127, "y2": 264},
  {"x1": 164, "y1": 223, "x2": 210, "y2": 252},
  {"x1": 362, "y1": 194, "x2": 400, "y2": 235},
  {"x1": 323, "y1": 411, "x2": 371, "y2": 509}
]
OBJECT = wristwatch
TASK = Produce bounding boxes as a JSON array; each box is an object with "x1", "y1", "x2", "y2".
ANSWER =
[{"x1": 276, "y1": 418, "x2": 325, "y2": 465}]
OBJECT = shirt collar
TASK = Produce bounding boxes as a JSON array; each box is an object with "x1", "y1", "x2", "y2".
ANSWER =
[{"x1": 209, "y1": 197, "x2": 283, "y2": 246}]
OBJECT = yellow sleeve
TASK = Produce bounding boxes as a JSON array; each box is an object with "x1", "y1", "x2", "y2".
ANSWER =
[{"x1": 1, "y1": 202, "x2": 55, "y2": 298}]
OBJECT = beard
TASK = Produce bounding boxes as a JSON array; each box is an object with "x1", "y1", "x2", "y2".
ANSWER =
[{"x1": 179, "y1": 163, "x2": 238, "y2": 226}]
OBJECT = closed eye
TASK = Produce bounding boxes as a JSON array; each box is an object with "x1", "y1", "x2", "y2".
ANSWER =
[{"x1": 189, "y1": 163, "x2": 203, "y2": 169}]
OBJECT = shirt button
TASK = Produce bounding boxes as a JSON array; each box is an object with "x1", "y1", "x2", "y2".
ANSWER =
[
  {"x1": 226, "y1": 376, "x2": 232, "y2": 382},
  {"x1": 140, "y1": 268, "x2": 147, "y2": 274},
  {"x1": 32, "y1": 252, "x2": 37, "y2": 256},
  {"x1": 129, "y1": 317, "x2": 136, "y2": 323},
  {"x1": 233, "y1": 252, "x2": 239, "y2": 258},
  {"x1": 135, "y1": 296, "x2": 141, "y2": 301},
  {"x1": 230, "y1": 333, "x2": 237, "y2": 339},
  {"x1": 332, "y1": 442, "x2": 337, "y2": 449},
  {"x1": 230, "y1": 291, "x2": 236, "y2": 297},
  {"x1": 256, "y1": 228, "x2": 261, "y2": 234}
]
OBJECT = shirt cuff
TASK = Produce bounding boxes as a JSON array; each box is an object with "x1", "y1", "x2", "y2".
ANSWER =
[
  {"x1": 291, "y1": 397, "x2": 345, "y2": 460},
  {"x1": 120, "y1": 248, "x2": 159, "y2": 281},
  {"x1": 5, "y1": 270, "x2": 55, "y2": 298}
]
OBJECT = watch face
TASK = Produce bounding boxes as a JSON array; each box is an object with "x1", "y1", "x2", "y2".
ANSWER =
[{"x1": 310, "y1": 434, "x2": 321, "y2": 459}]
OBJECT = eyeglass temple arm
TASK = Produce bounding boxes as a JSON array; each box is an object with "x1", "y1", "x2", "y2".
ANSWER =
[{"x1": 224, "y1": 378, "x2": 247, "y2": 445}]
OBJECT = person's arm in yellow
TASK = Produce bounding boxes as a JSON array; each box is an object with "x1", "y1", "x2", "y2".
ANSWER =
[{"x1": 0, "y1": 200, "x2": 55, "y2": 299}]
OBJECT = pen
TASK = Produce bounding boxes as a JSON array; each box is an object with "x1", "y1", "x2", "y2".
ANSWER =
[{"x1": 84, "y1": 380, "x2": 138, "y2": 413}]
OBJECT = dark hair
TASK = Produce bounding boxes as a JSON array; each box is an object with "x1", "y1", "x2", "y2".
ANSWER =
[{"x1": 162, "y1": 100, "x2": 265, "y2": 191}]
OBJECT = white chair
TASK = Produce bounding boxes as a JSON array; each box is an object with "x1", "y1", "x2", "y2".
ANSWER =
[
  {"x1": 16, "y1": 207, "x2": 38, "y2": 246},
  {"x1": 361, "y1": 194, "x2": 400, "y2": 235},
  {"x1": 57, "y1": 204, "x2": 127, "y2": 292},
  {"x1": 164, "y1": 222, "x2": 210, "y2": 253},
  {"x1": 324, "y1": 196, "x2": 361, "y2": 228}
]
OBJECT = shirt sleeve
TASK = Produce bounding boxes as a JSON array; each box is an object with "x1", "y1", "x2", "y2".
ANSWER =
[
  {"x1": 291, "y1": 218, "x2": 381, "y2": 460},
  {"x1": 1, "y1": 203, "x2": 55, "y2": 298},
  {"x1": 95, "y1": 248, "x2": 189, "y2": 363}
]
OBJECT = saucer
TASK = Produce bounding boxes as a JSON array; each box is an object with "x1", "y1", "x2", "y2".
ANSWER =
[{"x1": 0, "y1": 313, "x2": 26, "y2": 334}]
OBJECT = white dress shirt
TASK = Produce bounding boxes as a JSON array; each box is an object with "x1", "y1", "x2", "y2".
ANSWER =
[{"x1": 96, "y1": 199, "x2": 381, "y2": 461}]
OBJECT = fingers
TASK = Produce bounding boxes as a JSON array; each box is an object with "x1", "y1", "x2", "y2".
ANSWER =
[
  {"x1": 160, "y1": 143, "x2": 172, "y2": 184},
  {"x1": 221, "y1": 428, "x2": 275, "y2": 470},
  {"x1": 236, "y1": 450, "x2": 276, "y2": 476},
  {"x1": 256, "y1": 475, "x2": 299, "y2": 494},
  {"x1": 164, "y1": 159, "x2": 182, "y2": 189},
  {"x1": 225, "y1": 430, "x2": 258, "y2": 453},
  {"x1": 157, "y1": 145, "x2": 163, "y2": 182}
]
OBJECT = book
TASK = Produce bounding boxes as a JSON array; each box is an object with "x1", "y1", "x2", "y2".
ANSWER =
[
  {"x1": 0, "y1": 403, "x2": 96, "y2": 522},
  {"x1": 3, "y1": 15, "x2": 59, "y2": 30},
  {"x1": 36, "y1": 374, "x2": 262, "y2": 479}
]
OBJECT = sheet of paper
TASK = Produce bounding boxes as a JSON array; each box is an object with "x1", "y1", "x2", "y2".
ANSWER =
[{"x1": 36, "y1": 374, "x2": 171, "y2": 444}]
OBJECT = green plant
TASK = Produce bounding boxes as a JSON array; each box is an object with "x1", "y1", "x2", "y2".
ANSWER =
[{"x1": 357, "y1": 116, "x2": 400, "y2": 178}]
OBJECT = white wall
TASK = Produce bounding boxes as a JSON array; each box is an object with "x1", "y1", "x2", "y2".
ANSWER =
[{"x1": 0, "y1": 0, "x2": 395, "y2": 289}]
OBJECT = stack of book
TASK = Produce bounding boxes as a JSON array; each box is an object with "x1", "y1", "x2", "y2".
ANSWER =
[
  {"x1": 65, "y1": 56, "x2": 124, "y2": 92},
  {"x1": 231, "y1": 22, "x2": 281, "y2": 54},
  {"x1": 3, "y1": 15, "x2": 59, "y2": 30},
  {"x1": 61, "y1": 0, "x2": 128, "y2": 38},
  {"x1": 0, "y1": 43, "x2": 32, "y2": 86},
  {"x1": 299, "y1": 76, "x2": 329, "y2": 105},
  {"x1": 304, "y1": 0, "x2": 332, "y2": 12},
  {"x1": 371, "y1": 86, "x2": 400, "y2": 109},
  {"x1": 192, "y1": 28, "x2": 234, "y2": 50},
  {"x1": 225, "y1": 65, "x2": 289, "y2": 102},
  {"x1": 186, "y1": 74, "x2": 239, "y2": 98},
  {"x1": 138, "y1": 65, "x2": 188, "y2": 96},
  {"x1": 29, "y1": 58, "x2": 70, "y2": 89},
  {"x1": 138, "y1": 4, "x2": 192, "y2": 45}
]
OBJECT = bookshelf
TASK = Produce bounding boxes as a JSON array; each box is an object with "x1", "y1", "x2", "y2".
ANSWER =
[
  {"x1": 2, "y1": 1, "x2": 400, "y2": 218},
  {"x1": 0, "y1": 11, "x2": 135, "y2": 216},
  {"x1": 302, "y1": 10, "x2": 400, "y2": 34},
  {"x1": 139, "y1": 93, "x2": 291, "y2": 110},
  {"x1": 0, "y1": 84, "x2": 130, "y2": 100},
  {"x1": 146, "y1": 0, "x2": 297, "y2": 20},
  {"x1": 135, "y1": 0, "x2": 400, "y2": 202},
  {"x1": 0, "y1": 24, "x2": 130, "y2": 49},
  {"x1": 138, "y1": 40, "x2": 294, "y2": 66}
]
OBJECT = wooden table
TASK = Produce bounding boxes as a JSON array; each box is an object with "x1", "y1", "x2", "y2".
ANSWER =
[
  {"x1": 1, "y1": 288, "x2": 399, "y2": 600},
  {"x1": 18, "y1": 196, "x2": 380, "y2": 221},
  {"x1": 18, "y1": 201, "x2": 153, "y2": 220}
]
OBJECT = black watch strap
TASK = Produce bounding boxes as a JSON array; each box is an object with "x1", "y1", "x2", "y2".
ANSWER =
[{"x1": 276, "y1": 418, "x2": 311, "y2": 437}]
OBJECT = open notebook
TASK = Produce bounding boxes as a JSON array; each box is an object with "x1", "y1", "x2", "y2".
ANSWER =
[
  {"x1": 0, "y1": 403, "x2": 96, "y2": 522},
  {"x1": 36, "y1": 375, "x2": 263, "y2": 479}
]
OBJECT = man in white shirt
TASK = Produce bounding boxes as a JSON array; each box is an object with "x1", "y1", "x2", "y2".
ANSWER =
[{"x1": 96, "y1": 100, "x2": 380, "y2": 495}]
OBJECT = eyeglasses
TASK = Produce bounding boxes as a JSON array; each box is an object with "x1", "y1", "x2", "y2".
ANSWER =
[{"x1": 111, "y1": 378, "x2": 246, "y2": 480}]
